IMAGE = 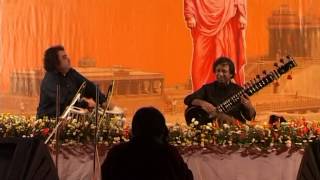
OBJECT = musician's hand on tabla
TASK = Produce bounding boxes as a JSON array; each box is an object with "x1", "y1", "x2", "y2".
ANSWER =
[
  {"x1": 101, "y1": 101, "x2": 115, "y2": 110},
  {"x1": 83, "y1": 97, "x2": 96, "y2": 109}
]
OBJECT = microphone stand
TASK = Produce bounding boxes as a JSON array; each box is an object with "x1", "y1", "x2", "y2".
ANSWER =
[
  {"x1": 93, "y1": 84, "x2": 99, "y2": 173},
  {"x1": 92, "y1": 80, "x2": 114, "y2": 177},
  {"x1": 55, "y1": 84, "x2": 60, "y2": 173},
  {"x1": 98, "y1": 80, "x2": 115, "y2": 123},
  {"x1": 45, "y1": 82, "x2": 87, "y2": 144}
]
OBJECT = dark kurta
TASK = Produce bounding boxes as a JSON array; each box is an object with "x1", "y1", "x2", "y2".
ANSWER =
[
  {"x1": 184, "y1": 81, "x2": 255, "y2": 122},
  {"x1": 101, "y1": 138, "x2": 193, "y2": 180},
  {"x1": 36, "y1": 68, "x2": 106, "y2": 118}
]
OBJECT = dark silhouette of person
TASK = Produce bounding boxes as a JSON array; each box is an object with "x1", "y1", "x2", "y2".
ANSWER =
[{"x1": 101, "y1": 107, "x2": 193, "y2": 180}]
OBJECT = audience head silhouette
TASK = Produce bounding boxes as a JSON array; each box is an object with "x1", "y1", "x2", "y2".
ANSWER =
[
  {"x1": 131, "y1": 107, "x2": 168, "y2": 141},
  {"x1": 101, "y1": 107, "x2": 194, "y2": 180}
]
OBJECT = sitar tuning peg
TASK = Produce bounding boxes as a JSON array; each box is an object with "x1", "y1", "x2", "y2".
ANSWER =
[
  {"x1": 286, "y1": 55, "x2": 294, "y2": 62},
  {"x1": 274, "y1": 62, "x2": 279, "y2": 67},
  {"x1": 245, "y1": 81, "x2": 252, "y2": 86},
  {"x1": 256, "y1": 75, "x2": 261, "y2": 79},
  {"x1": 280, "y1": 58, "x2": 284, "y2": 64},
  {"x1": 262, "y1": 70, "x2": 267, "y2": 75}
]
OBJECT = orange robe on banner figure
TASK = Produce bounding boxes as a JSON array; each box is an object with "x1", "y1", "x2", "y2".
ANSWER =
[{"x1": 184, "y1": 0, "x2": 247, "y2": 91}]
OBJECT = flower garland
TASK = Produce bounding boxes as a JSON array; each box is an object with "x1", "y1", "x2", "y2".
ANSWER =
[
  {"x1": 1, "y1": 113, "x2": 319, "y2": 154},
  {"x1": 168, "y1": 119, "x2": 320, "y2": 155},
  {"x1": 0, "y1": 113, "x2": 127, "y2": 146}
]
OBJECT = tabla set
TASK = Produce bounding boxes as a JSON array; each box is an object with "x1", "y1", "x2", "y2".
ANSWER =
[
  {"x1": 66, "y1": 79, "x2": 125, "y2": 127},
  {"x1": 45, "y1": 80, "x2": 123, "y2": 144},
  {"x1": 67, "y1": 105, "x2": 126, "y2": 127}
]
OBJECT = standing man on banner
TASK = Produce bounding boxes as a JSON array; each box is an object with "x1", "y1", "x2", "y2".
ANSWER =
[{"x1": 184, "y1": 0, "x2": 247, "y2": 91}]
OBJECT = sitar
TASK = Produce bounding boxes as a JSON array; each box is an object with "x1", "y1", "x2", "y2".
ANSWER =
[{"x1": 184, "y1": 56, "x2": 297, "y2": 125}]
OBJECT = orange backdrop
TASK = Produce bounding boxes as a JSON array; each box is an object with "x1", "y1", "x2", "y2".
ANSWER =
[{"x1": 0, "y1": 0, "x2": 320, "y2": 92}]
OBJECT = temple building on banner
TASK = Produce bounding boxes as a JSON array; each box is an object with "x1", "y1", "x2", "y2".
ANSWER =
[{"x1": 10, "y1": 58, "x2": 164, "y2": 97}]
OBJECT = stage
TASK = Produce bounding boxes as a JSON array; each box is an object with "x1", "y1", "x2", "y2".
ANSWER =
[{"x1": 49, "y1": 144, "x2": 303, "y2": 180}]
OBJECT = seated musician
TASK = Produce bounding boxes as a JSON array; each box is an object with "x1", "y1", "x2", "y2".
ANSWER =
[
  {"x1": 36, "y1": 45, "x2": 110, "y2": 119},
  {"x1": 184, "y1": 57, "x2": 256, "y2": 125}
]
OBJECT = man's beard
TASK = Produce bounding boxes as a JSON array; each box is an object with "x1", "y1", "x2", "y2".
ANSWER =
[{"x1": 216, "y1": 78, "x2": 230, "y2": 87}]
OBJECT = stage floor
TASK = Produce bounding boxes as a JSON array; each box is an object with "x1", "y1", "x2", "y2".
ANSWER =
[{"x1": 1, "y1": 91, "x2": 319, "y2": 125}]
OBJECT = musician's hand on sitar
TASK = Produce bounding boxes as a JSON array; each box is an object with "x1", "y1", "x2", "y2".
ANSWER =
[
  {"x1": 240, "y1": 93, "x2": 256, "y2": 119},
  {"x1": 216, "y1": 113, "x2": 234, "y2": 126},
  {"x1": 192, "y1": 99, "x2": 234, "y2": 124},
  {"x1": 200, "y1": 101, "x2": 216, "y2": 114},
  {"x1": 240, "y1": 93, "x2": 253, "y2": 109},
  {"x1": 191, "y1": 99, "x2": 217, "y2": 117}
]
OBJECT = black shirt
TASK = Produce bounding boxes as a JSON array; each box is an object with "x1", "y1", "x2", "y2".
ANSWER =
[
  {"x1": 184, "y1": 81, "x2": 255, "y2": 122},
  {"x1": 101, "y1": 138, "x2": 193, "y2": 180},
  {"x1": 36, "y1": 68, "x2": 106, "y2": 119}
]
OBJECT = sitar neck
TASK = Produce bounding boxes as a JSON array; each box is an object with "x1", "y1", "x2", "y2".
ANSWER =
[{"x1": 216, "y1": 56, "x2": 297, "y2": 113}]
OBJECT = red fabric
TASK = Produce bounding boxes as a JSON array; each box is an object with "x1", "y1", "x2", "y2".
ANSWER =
[{"x1": 184, "y1": 0, "x2": 247, "y2": 91}]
